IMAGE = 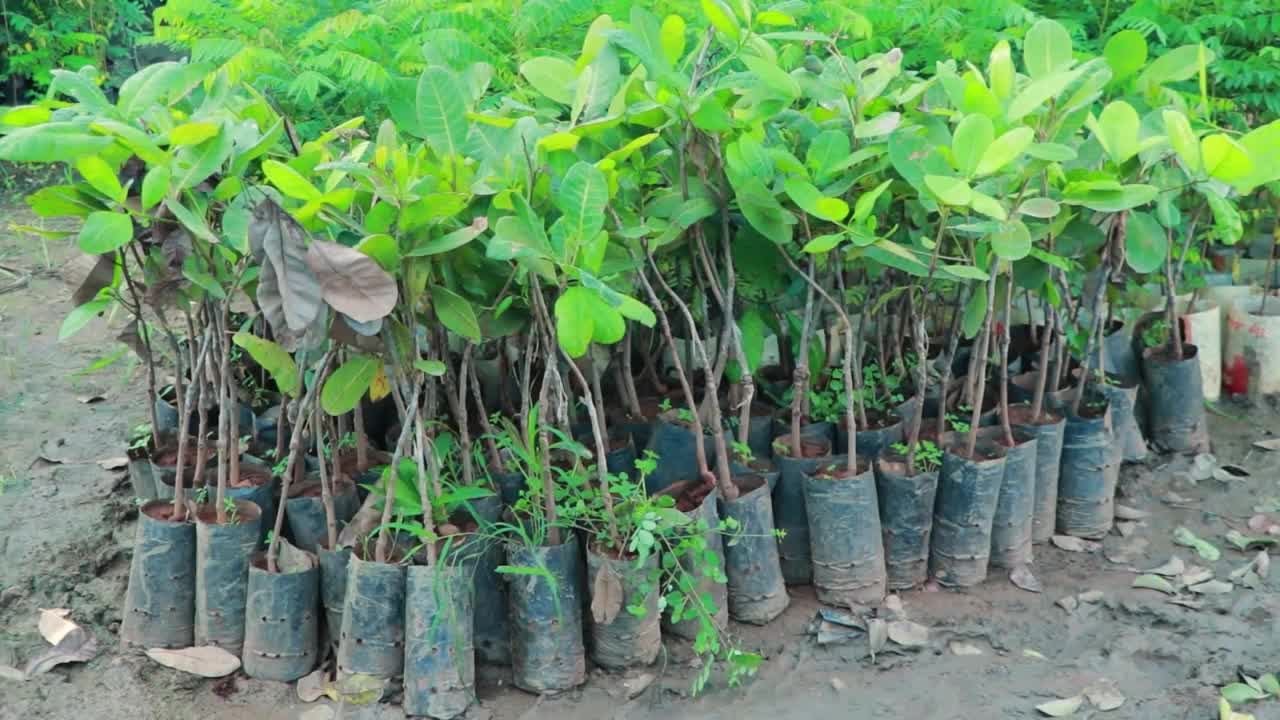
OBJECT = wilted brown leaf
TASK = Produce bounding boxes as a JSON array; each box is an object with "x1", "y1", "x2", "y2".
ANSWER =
[
  {"x1": 306, "y1": 239, "x2": 398, "y2": 323},
  {"x1": 590, "y1": 562, "x2": 624, "y2": 625},
  {"x1": 145, "y1": 646, "x2": 240, "y2": 677}
]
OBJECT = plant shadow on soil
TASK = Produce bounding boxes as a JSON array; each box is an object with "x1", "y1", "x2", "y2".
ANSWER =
[{"x1": 1, "y1": 200, "x2": 1278, "y2": 719}]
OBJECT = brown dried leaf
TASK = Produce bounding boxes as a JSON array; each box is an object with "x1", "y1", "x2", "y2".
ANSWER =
[
  {"x1": 1052, "y1": 535, "x2": 1099, "y2": 553},
  {"x1": 96, "y1": 456, "x2": 129, "y2": 471},
  {"x1": 1146, "y1": 556, "x2": 1186, "y2": 577},
  {"x1": 37, "y1": 608, "x2": 77, "y2": 645},
  {"x1": 145, "y1": 646, "x2": 240, "y2": 677},
  {"x1": 1114, "y1": 504, "x2": 1149, "y2": 520},
  {"x1": 252, "y1": 199, "x2": 322, "y2": 333},
  {"x1": 887, "y1": 620, "x2": 929, "y2": 647},
  {"x1": 1036, "y1": 696, "x2": 1084, "y2": 716},
  {"x1": 296, "y1": 669, "x2": 325, "y2": 702},
  {"x1": 1253, "y1": 438, "x2": 1280, "y2": 451},
  {"x1": 1010, "y1": 565, "x2": 1043, "y2": 593},
  {"x1": 1189, "y1": 579, "x2": 1233, "y2": 595},
  {"x1": 25, "y1": 633, "x2": 97, "y2": 676},
  {"x1": 61, "y1": 253, "x2": 114, "y2": 306},
  {"x1": 1084, "y1": 679, "x2": 1126, "y2": 711},
  {"x1": 306, "y1": 240, "x2": 398, "y2": 323},
  {"x1": 867, "y1": 618, "x2": 887, "y2": 662},
  {"x1": 1132, "y1": 574, "x2": 1177, "y2": 595},
  {"x1": 590, "y1": 562, "x2": 623, "y2": 625}
]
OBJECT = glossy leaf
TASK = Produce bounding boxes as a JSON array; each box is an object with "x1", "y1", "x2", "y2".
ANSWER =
[
  {"x1": 0, "y1": 123, "x2": 114, "y2": 162},
  {"x1": 405, "y1": 218, "x2": 488, "y2": 258},
  {"x1": 1202, "y1": 134, "x2": 1254, "y2": 183},
  {"x1": 78, "y1": 211, "x2": 132, "y2": 254},
  {"x1": 321, "y1": 355, "x2": 381, "y2": 416},
  {"x1": 988, "y1": 40, "x2": 1014, "y2": 99},
  {"x1": 1018, "y1": 198, "x2": 1061, "y2": 218},
  {"x1": 169, "y1": 122, "x2": 219, "y2": 146},
  {"x1": 969, "y1": 191, "x2": 1008, "y2": 221},
  {"x1": 556, "y1": 161, "x2": 609, "y2": 251},
  {"x1": 75, "y1": 155, "x2": 125, "y2": 204},
  {"x1": 785, "y1": 178, "x2": 848, "y2": 222},
  {"x1": 1138, "y1": 44, "x2": 1214, "y2": 90}
]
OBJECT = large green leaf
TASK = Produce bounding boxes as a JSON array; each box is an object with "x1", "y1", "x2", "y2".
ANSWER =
[
  {"x1": 1205, "y1": 193, "x2": 1242, "y2": 245},
  {"x1": 1125, "y1": 211, "x2": 1166, "y2": 273},
  {"x1": 1235, "y1": 120, "x2": 1280, "y2": 191},
  {"x1": 1104, "y1": 30, "x2": 1147, "y2": 85},
  {"x1": 969, "y1": 191, "x2": 1008, "y2": 221},
  {"x1": 975, "y1": 127, "x2": 1034, "y2": 176},
  {"x1": 735, "y1": 178, "x2": 794, "y2": 244},
  {"x1": 170, "y1": 126, "x2": 232, "y2": 190},
  {"x1": 1024, "y1": 19, "x2": 1072, "y2": 78},
  {"x1": 741, "y1": 54, "x2": 800, "y2": 100},
  {"x1": 1201, "y1": 134, "x2": 1254, "y2": 183},
  {"x1": 1087, "y1": 101, "x2": 1141, "y2": 165},
  {"x1": 988, "y1": 40, "x2": 1014, "y2": 99},
  {"x1": 990, "y1": 220, "x2": 1031, "y2": 260},
  {"x1": 116, "y1": 61, "x2": 207, "y2": 120},
  {"x1": 416, "y1": 66, "x2": 469, "y2": 158},
  {"x1": 556, "y1": 161, "x2": 608, "y2": 257},
  {"x1": 1137, "y1": 44, "x2": 1214, "y2": 90},
  {"x1": 784, "y1": 178, "x2": 849, "y2": 223},
  {"x1": 78, "y1": 211, "x2": 133, "y2": 254},
  {"x1": 0, "y1": 123, "x2": 114, "y2": 162},
  {"x1": 1007, "y1": 67, "x2": 1085, "y2": 121},
  {"x1": 1163, "y1": 110, "x2": 1201, "y2": 174},
  {"x1": 962, "y1": 288, "x2": 987, "y2": 338},
  {"x1": 321, "y1": 355, "x2": 381, "y2": 416},
  {"x1": 88, "y1": 119, "x2": 167, "y2": 165},
  {"x1": 520, "y1": 57, "x2": 576, "y2": 104},
  {"x1": 701, "y1": 0, "x2": 741, "y2": 41},
  {"x1": 924, "y1": 175, "x2": 972, "y2": 206},
  {"x1": 555, "y1": 286, "x2": 594, "y2": 357},
  {"x1": 405, "y1": 219, "x2": 487, "y2": 258},
  {"x1": 75, "y1": 155, "x2": 125, "y2": 204},
  {"x1": 1062, "y1": 184, "x2": 1157, "y2": 212},
  {"x1": 952, "y1": 114, "x2": 994, "y2": 177},
  {"x1": 60, "y1": 297, "x2": 110, "y2": 340},
  {"x1": 263, "y1": 159, "x2": 321, "y2": 201},
  {"x1": 431, "y1": 285, "x2": 481, "y2": 342},
  {"x1": 233, "y1": 333, "x2": 300, "y2": 396}
]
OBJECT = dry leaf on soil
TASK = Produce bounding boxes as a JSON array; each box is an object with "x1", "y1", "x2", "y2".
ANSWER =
[
  {"x1": 25, "y1": 634, "x2": 98, "y2": 676},
  {"x1": 1056, "y1": 595, "x2": 1079, "y2": 614},
  {"x1": 323, "y1": 672, "x2": 384, "y2": 705},
  {"x1": 296, "y1": 668, "x2": 326, "y2": 702},
  {"x1": 1010, "y1": 565, "x2": 1043, "y2": 593},
  {"x1": 1114, "y1": 505, "x2": 1149, "y2": 520},
  {"x1": 1253, "y1": 438, "x2": 1280, "y2": 451},
  {"x1": 1190, "y1": 579, "x2": 1234, "y2": 595},
  {"x1": 145, "y1": 646, "x2": 240, "y2": 678},
  {"x1": 1023, "y1": 649, "x2": 1047, "y2": 660},
  {"x1": 887, "y1": 620, "x2": 929, "y2": 647},
  {"x1": 1036, "y1": 696, "x2": 1085, "y2": 716},
  {"x1": 1147, "y1": 556, "x2": 1186, "y2": 577},
  {"x1": 1213, "y1": 465, "x2": 1250, "y2": 481},
  {"x1": 1084, "y1": 679, "x2": 1126, "y2": 711},
  {"x1": 590, "y1": 562, "x2": 624, "y2": 625},
  {"x1": 1173, "y1": 527, "x2": 1221, "y2": 562},
  {"x1": 1181, "y1": 566, "x2": 1214, "y2": 586},
  {"x1": 37, "y1": 608, "x2": 77, "y2": 645},
  {"x1": 1078, "y1": 590, "x2": 1104, "y2": 604},
  {"x1": 1247, "y1": 514, "x2": 1280, "y2": 535},
  {"x1": 96, "y1": 456, "x2": 129, "y2": 471},
  {"x1": 950, "y1": 641, "x2": 983, "y2": 656},
  {"x1": 1169, "y1": 598, "x2": 1204, "y2": 610},
  {"x1": 1132, "y1": 574, "x2": 1177, "y2": 595},
  {"x1": 1052, "y1": 535, "x2": 1099, "y2": 553}
]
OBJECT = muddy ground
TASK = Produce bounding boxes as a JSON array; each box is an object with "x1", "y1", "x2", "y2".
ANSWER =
[{"x1": 1, "y1": 202, "x2": 1278, "y2": 720}]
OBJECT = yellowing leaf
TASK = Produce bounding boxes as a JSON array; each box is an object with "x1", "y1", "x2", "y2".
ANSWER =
[
  {"x1": 168, "y1": 121, "x2": 219, "y2": 146},
  {"x1": 538, "y1": 131, "x2": 581, "y2": 152},
  {"x1": 368, "y1": 366, "x2": 391, "y2": 402}
]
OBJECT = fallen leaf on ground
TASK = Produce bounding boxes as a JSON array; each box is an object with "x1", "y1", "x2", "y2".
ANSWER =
[
  {"x1": 622, "y1": 672, "x2": 655, "y2": 699},
  {"x1": 883, "y1": 594, "x2": 904, "y2": 617},
  {"x1": 1181, "y1": 566, "x2": 1214, "y2": 586},
  {"x1": 1174, "y1": 527, "x2": 1221, "y2": 562},
  {"x1": 1036, "y1": 696, "x2": 1085, "y2": 716},
  {"x1": 145, "y1": 646, "x2": 240, "y2": 678},
  {"x1": 1084, "y1": 679, "x2": 1126, "y2": 711},
  {"x1": 1253, "y1": 438, "x2": 1280, "y2": 451},
  {"x1": 950, "y1": 641, "x2": 983, "y2": 656},
  {"x1": 1147, "y1": 556, "x2": 1186, "y2": 577},
  {"x1": 1162, "y1": 491, "x2": 1195, "y2": 506},
  {"x1": 297, "y1": 669, "x2": 325, "y2": 702},
  {"x1": 1230, "y1": 552, "x2": 1269, "y2": 583},
  {"x1": 1226, "y1": 531, "x2": 1280, "y2": 552},
  {"x1": 96, "y1": 456, "x2": 129, "y2": 471},
  {"x1": 867, "y1": 618, "x2": 887, "y2": 662},
  {"x1": 25, "y1": 634, "x2": 98, "y2": 676},
  {"x1": 1023, "y1": 649, "x2": 1046, "y2": 660},
  {"x1": 1010, "y1": 565, "x2": 1042, "y2": 593},
  {"x1": 1190, "y1": 579, "x2": 1233, "y2": 595},
  {"x1": 1114, "y1": 505, "x2": 1148, "y2": 520},
  {"x1": 324, "y1": 673, "x2": 384, "y2": 705},
  {"x1": 1052, "y1": 535, "x2": 1099, "y2": 553},
  {"x1": 887, "y1": 620, "x2": 929, "y2": 647},
  {"x1": 1191, "y1": 453, "x2": 1218, "y2": 481},
  {"x1": 1247, "y1": 514, "x2": 1280, "y2": 535},
  {"x1": 1078, "y1": 590, "x2": 1104, "y2": 603},
  {"x1": 1132, "y1": 574, "x2": 1177, "y2": 595},
  {"x1": 1219, "y1": 697, "x2": 1258, "y2": 720},
  {"x1": 1115, "y1": 521, "x2": 1138, "y2": 538},
  {"x1": 1221, "y1": 682, "x2": 1269, "y2": 704},
  {"x1": 37, "y1": 608, "x2": 77, "y2": 645},
  {"x1": 1057, "y1": 595, "x2": 1079, "y2": 613}
]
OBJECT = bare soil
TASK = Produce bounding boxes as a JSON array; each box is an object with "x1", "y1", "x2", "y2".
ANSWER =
[{"x1": 2, "y1": 203, "x2": 1280, "y2": 719}]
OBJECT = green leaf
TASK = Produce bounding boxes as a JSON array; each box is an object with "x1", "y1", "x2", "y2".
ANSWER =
[
  {"x1": 1088, "y1": 101, "x2": 1142, "y2": 165},
  {"x1": 853, "y1": 179, "x2": 893, "y2": 223},
  {"x1": 25, "y1": 185, "x2": 98, "y2": 218},
  {"x1": 555, "y1": 286, "x2": 594, "y2": 357},
  {"x1": 988, "y1": 40, "x2": 1014, "y2": 99},
  {"x1": 416, "y1": 66, "x2": 469, "y2": 158},
  {"x1": 659, "y1": 14, "x2": 686, "y2": 65},
  {"x1": 170, "y1": 126, "x2": 231, "y2": 190},
  {"x1": 405, "y1": 220, "x2": 487, "y2": 258},
  {"x1": 321, "y1": 355, "x2": 381, "y2": 416},
  {"x1": 784, "y1": 178, "x2": 848, "y2": 222},
  {"x1": 1235, "y1": 120, "x2": 1280, "y2": 192},
  {"x1": 701, "y1": 0, "x2": 741, "y2": 41},
  {"x1": 952, "y1": 114, "x2": 994, "y2": 177},
  {"x1": 1, "y1": 105, "x2": 51, "y2": 126},
  {"x1": 431, "y1": 285, "x2": 481, "y2": 342},
  {"x1": 1163, "y1": 110, "x2": 1201, "y2": 174},
  {"x1": 1131, "y1": 211, "x2": 1172, "y2": 272},
  {"x1": 520, "y1": 57, "x2": 576, "y2": 104},
  {"x1": 355, "y1": 234, "x2": 399, "y2": 271},
  {"x1": 615, "y1": 294, "x2": 656, "y2": 327},
  {"x1": 1007, "y1": 67, "x2": 1085, "y2": 121},
  {"x1": 556, "y1": 162, "x2": 608, "y2": 254},
  {"x1": 962, "y1": 288, "x2": 987, "y2": 338},
  {"x1": 735, "y1": 178, "x2": 794, "y2": 244},
  {"x1": 0, "y1": 123, "x2": 114, "y2": 162},
  {"x1": 1206, "y1": 193, "x2": 1243, "y2": 245},
  {"x1": 78, "y1": 211, "x2": 133, "y2": 254},
  {"x1": 1104, "y1": 30, "x2": 1147, "y2": 85},
  {"x1": 60, "y1": 297, "x2": 110, "y2": 340},
  {"x1": 741, "y1": 54, "x2": 800, "y2": 100},
  {"x1": 943, "y1": 264, "x2": 990, "y2": 281},
  {"x1": 1024, "y1": 19, "x2": 1073, "y2": 78},
  {"x1": 233, "y1": 333, "x2": 300, "y2": 396},
  {"x1": 165, "y1": 199, "x2": 218, "y2": 244},
  {"x1": 1259, "y1": 674, "x2": 1280, "y2": 696},
  {"x1": 182, "y1": 256, "x2": 225, "y2": 299},
  {"x1": 1201, "y1": 134, "x2": 1254, "y2": 183},
  {"x1": 1138, "y1": 44, "x2": 1214, "y2": 90},
  {"x1": 969, "y1": 191, "x2": 1008, "y2": 221},
  {"x1": 116, "y1": 61, "x2": 206, "y2": 120},
  {"x1": 991, "y1": 220, "x2": 1031, "y2": 260},
  {"x1": 1018, "y1": 198, "x2": 1060, "y2": 218},
  {"x1": 802, "y1": 233, "x2": 844, "y2": 254},
  {"x1": 75, "y1": 155, "x2": 125, "y2": 204},
  {"x1": 1063, "y1": 184, "x2": 1158, "y2": 212},
  {"x1": 739, "y1": 308, "x2": 766, "y2": 373},
  {"x1": 1030, "y1": 247, "x2": 1071, "y2": 271},
  {"x1": 1026, "y1": 143, "x2": 1077, "y2": 162},
  {"x1": 415, "y1": 359, "x2": 447, "y2": 377},
  {"x1": 1221, "y1": 683, "x2": 1268, "y2": 704},
  {"x1": 168, "y1": 122, "x2": 219, "y2": 146},
  {"x1": 924, "y1": 175, "x2": 972, "y2": 206},
  {"x1": 262, "y1": 159, "x2": 321, "y2": 201},
  {"x1": 975, "y1": 127, "x2": 1034, "y2": 176}
]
